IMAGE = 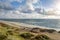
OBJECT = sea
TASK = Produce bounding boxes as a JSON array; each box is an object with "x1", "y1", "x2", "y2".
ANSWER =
[{"x1": 0, "y1": 19, "x2": 60, "y2": 30}]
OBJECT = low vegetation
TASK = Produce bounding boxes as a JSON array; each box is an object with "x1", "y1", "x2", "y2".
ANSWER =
[
  {"x1": 31, "y1": 35, "x2": 51, "y2": 40},
  {"x1": 0, "y1": 22, "x2": 52, "y2": 40},
  {"x1": 0, "y1": 33, "x2": 7, "y2": 40},
  {"x1": 20, "y1": 33, "x2": 34, "y2": 39}
]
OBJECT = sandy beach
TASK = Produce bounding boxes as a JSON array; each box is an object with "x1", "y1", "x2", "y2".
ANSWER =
[{"x1": 0, "y1": 20, "x2": 60, "y2": 40}]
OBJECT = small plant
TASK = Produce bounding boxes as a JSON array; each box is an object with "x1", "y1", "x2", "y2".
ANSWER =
[
  {"x1": 31, "y1": 34, "x2": 51, "y2": 40},
  {"x1": 0, "y1": 23, "x2": 8, "y2": 27},
  {"x1": 20, "y1": 33, "x2": 34, "y2": 39},
  {"x1": 7, "y1": 30, "x2": 13, "y2": 35},
  {"x1": 0, "y1": 33, "x2": 7, "y2": 40}
]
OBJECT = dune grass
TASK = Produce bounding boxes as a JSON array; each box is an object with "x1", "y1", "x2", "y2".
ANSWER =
[
  {"x1": 0, "y1": 23, "x2": 52, "y2": 40},
  {"x1": 0, "y1": 23, "x2": 25, "y2": 40}
]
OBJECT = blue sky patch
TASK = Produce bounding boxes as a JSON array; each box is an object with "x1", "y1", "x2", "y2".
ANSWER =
[
  {"x1": 11, "y1": 1, "x2": 20, "y2": 8},
  {"x1": 40, "y1": 0, "x2": 54, "y2": 8}
]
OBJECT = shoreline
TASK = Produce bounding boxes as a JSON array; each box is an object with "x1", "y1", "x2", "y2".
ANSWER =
[
  {"x1": 0, "y1": 20, "x2": 60, "y2": 31},
  {"x1": 0, "y1": 20, "x2": 60, "y2": 40}
]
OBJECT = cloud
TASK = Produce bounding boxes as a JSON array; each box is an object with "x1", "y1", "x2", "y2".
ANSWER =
[
  {"x1": 0, "y1": 0, "x2": 23, "y2": 10},
  {"x1": 0, "y1": 1, "x2": 13, "y2": 10},
  {"x1": 16, "y1": 0, "x2": 40, "y2": 13},
  {"x1": 0, "y1": 0, "x2": 60, "y2": 19},
  {"x1": 44, "y1": 0, "x2": 60, "y2": 16},
  {"x1": 25, "y1": 0, "x2": 39, "y2": 11},
  {"x1": 2, "y1": 12, "x2": 43, "y2": 19}
]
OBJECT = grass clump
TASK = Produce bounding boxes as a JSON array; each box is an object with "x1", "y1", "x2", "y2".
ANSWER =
[
  {"x1": 20, "y1": 33, "x2": 34, "y2": 39},
  {"x1": 0, "y1": 23, "x2": 10, "y2": 27},
  {"x1": 0, "y1": 33, "x2": 7, "y2": 40},
  {"x1": 7, "y1": 30, "x2": 13, "y2": 35},
  {"x1": 31, "y1": 35, "x2": 51, "y2": 40}
]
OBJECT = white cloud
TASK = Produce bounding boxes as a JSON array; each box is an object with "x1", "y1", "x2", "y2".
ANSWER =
[
  {"x1": 25, "y1": 0, "x2": 39, "y2": 11},
  {"x1": 43, "y1": 14, "x2": 60, "y2": 19},
  {"x1": 0, "y1": 0, "x2": 60, "y2": 19},
  {"x1": 0, "y1": 1, "x2": 12, "y2": 10},
  {"x1": 27, "y1": 0, "x2": 39, "y2": 3},
  {"x1": 45, "y1": 0, "x2": 60, "y2": 16},
  {"x1": 0, "y1": 0, "x2": 23, "y2": 10}
]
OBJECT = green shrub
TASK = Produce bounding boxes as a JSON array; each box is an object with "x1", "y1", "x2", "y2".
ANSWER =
[
  {"x1": 31, "y1": 35, "x2": 51, "y2": 40},
  {"x1": 0, "y1": 33, "x2": 7, "y2": 40},
  {"x1": 0, "y1": 23, "x2": 8, "y2": 27},
  {"x1": 20, "y1": 33, "x2": 34, "y2": 39},
  {"x1": 7, "y1": 30, "x2": 13, "y2": 35}
]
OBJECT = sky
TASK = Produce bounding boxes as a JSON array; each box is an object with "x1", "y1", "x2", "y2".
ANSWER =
[{"x1": 0, "y1": 0, "x2": 60, "y2": 19}]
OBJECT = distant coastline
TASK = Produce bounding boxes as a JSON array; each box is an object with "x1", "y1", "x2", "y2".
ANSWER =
[
  {"x1": 0, "y1": 20, "x2": 60, "y2": 31},
  {"x1": 0, "y1": 19, "x2": 60, "y2": 30}
]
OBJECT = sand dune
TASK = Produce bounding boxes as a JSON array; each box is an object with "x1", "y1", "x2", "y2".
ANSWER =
[{"x1": 0, "y1": 20, "x2": 60, "y2": 40}]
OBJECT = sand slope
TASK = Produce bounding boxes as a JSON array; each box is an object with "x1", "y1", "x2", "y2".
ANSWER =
[{"x1": 0, "y1": 20, "x2": 60, "y2": 40}]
